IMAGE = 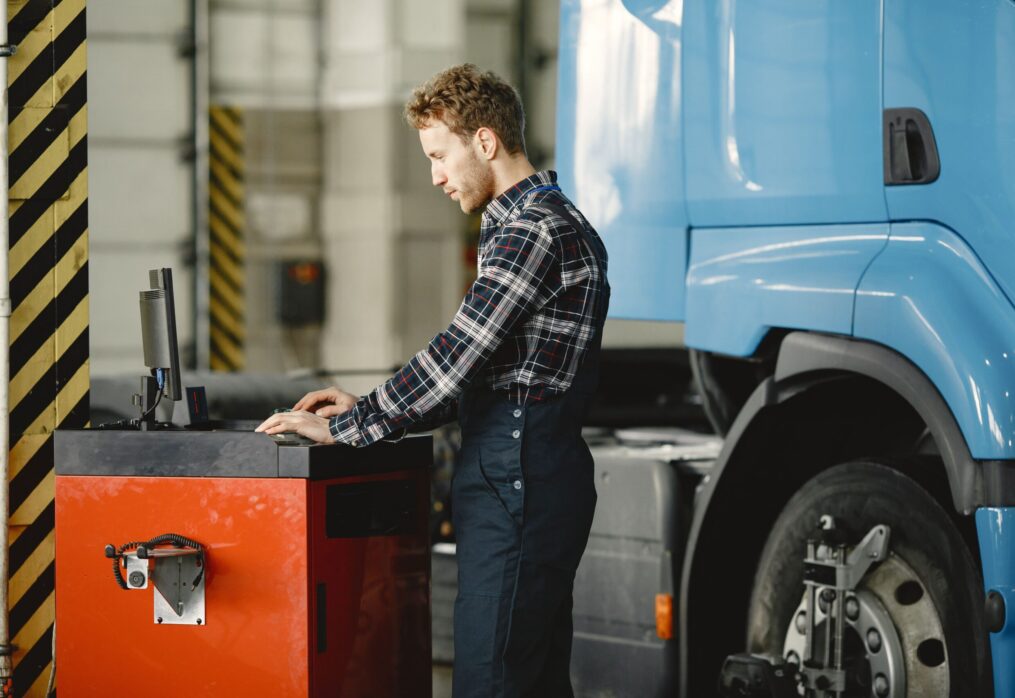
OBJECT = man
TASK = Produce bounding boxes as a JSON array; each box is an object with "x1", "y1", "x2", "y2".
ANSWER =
[{"x1": 257, "y1": 63, "x2": 609, "y2": 697}]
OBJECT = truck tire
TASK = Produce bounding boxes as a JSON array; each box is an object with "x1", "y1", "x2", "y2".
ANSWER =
[{"x1": 746, "y1": 461, "x2": 991, "y2": 696}]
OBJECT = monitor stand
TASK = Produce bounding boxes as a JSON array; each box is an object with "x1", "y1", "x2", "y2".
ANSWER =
[{"x1": 133, "y1": 375, "x2": 159, "y2": 431}]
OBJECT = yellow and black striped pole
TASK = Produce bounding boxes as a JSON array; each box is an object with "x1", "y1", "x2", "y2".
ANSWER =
[
  {"x1": 208, "y1": 106, "x2": 245, "y2": 372},
  {"x1": 7, "y1": 0, "x2": 89, "y2": 695}
]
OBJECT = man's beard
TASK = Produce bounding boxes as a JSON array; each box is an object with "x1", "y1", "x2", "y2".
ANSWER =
[{"x1": 457, "y1": 149, "x2": 495, "y2": 214}]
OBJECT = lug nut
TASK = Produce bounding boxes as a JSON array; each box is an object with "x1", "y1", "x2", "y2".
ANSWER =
[
  {"x1": 874, "y1": 673, "x2": 890, "y2": 697},
  {"x1": 867, "y1": 628, "x2": 882, "y2": 653},
  {"x1": 795, "y1": 610, "x2": 807, "y2": 633},
  {"x1": 845, "y1": 596, "x2": 860, "y2": 621}
]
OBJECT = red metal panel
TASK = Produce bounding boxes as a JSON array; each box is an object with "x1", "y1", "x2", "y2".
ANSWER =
[
  {"x1": 55, "y1": 476, "x2": 311, "y2": 696},
  {"x1": 309, "y1": 469, "x2": 432, "y2": 698}
]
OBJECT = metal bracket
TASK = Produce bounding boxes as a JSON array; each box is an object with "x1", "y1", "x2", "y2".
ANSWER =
[
  {"x1": 804, "y1": 522, "x2": 890, "y2": 591},
  {"x1": 124, "y1": 555, "x2": 149, "y2": 589},
  {"x1": 718, "y1": 654, "x2": 798, "y2": 698},
  {"x1": 148, "y1": 549, "x2": 205, "y2": 625},
  {"x1": 114, "y1": 543, "x2": 206, "y2": 625},
  {"x1": 797, "y1": 521, "x2": 892, "y2": 694},
  {"x1": 0, "y1": 44, "x2": 16, "y2": 58}
]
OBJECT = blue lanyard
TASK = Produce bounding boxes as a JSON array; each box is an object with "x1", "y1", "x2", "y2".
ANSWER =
[
  {"x1": 530, "y1": 184, "x2": 561, "y2": 194},
  {"x1": 528, "y1": 184, "x2": 562, "y2": 199}
]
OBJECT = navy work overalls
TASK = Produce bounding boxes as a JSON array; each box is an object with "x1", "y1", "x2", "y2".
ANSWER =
[{"x1": 451, "y1": 194, "x2": 609, "y2": 697}]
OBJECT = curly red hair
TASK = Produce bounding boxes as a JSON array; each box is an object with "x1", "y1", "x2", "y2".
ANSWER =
[{"x1": 405, "y1": 63, "x2": 527, "y2": 155}]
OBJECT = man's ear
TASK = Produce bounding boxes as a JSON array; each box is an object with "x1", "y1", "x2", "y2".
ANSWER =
[{"x1": 474, "y1": 127, "x2": 498, "y2": 161}]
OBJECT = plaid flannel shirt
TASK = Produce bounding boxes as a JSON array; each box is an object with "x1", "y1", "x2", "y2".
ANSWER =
[{"x1": 329, "y1": 170, "x2": 609, "y2": 446}]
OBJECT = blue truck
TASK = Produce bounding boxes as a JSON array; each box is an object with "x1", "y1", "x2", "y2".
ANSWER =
[{"x1": 556, "y1": 0, "x2": 1015, "y2": 695}]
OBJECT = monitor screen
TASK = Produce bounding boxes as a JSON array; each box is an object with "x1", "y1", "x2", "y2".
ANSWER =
[{"x1": 139, "y1": 268, "x2": 182, "y2": 402}]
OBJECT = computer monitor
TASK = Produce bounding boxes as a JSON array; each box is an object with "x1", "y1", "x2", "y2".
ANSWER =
[{"x1": 139, "y1": 268, "x2": 182, "y2": 404}]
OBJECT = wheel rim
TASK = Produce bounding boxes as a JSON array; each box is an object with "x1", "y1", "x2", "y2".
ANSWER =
[{"x1": 782, "y1": 554, "x2": 949, "y2": 697}]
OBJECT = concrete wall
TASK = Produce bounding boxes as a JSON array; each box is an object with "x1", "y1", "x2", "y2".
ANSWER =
[
  {"x1": 86, "y1": 1, "x2": 676, "y2": 391},
  {"x1": 87, "y1": 0, "x2": 195, "y2": 375},
  {"x1": 199, "y1": 0, "x2": 470, "y2": 393},
  {"x1": 316, "y1": 0, "x2": 465, "y2": 394}
]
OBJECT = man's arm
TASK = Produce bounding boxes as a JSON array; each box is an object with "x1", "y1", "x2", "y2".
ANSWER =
[
  {"x1": 404, "y1": 398, "x2": 460, "y2": 434},
  {"x1": 330, "y1": 216, "x2": 559, "y2": 446}
]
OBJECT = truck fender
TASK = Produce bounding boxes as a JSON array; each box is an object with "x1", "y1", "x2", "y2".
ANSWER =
[
  {"x1": 854, "y1": 221, "x2": 1015, "y2": 461},
  {"x1": 676, "y1": 331, "x2": 1011, "y2": 696}
]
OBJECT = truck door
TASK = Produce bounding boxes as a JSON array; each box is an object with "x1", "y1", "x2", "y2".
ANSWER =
[
  {"x1": 679, "y1": 1, "x2": 894, "y2": 358},
  {"x1": 880, "y1": 0, "x2": 1015, "y2": 306},
  {"x1": 556, "y1": 0, "x2": 689, "y2": 321},
  {"x1": 682, "y1": 0, "x2": 887, "y2": 226}
]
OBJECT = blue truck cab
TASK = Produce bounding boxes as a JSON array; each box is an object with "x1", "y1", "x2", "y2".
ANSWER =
[{"x1": 557, "y1": 0, "x2": 1015, "y2": 695}]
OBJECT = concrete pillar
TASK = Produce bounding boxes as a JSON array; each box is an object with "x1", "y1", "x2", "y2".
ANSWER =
[
  {"x1": 317, "y1": 0, "x2": 464, "y2": 392},
  {"x1": 209, "y1": 0, "x2": 324, "y2": 372},
  {"x1": 205, "y1": 0, "x2": 466, "y2": 389},
  {"x1": 88, "y1": 0, "x2": 194, "y2": 374}
]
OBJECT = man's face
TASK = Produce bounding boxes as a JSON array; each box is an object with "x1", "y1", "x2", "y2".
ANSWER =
[{"x1": 419, "y1": 121, "x2": 495, "y2": 214}]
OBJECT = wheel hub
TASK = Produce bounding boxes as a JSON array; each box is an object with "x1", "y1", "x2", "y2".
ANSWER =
[{"x1": 782, "y1": 529, "x2": 950, "y2": 696}]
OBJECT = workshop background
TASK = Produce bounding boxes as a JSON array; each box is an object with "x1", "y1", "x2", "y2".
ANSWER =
[
  {"x1": 5, "y1": 1, "x2": 691, "y2": 696},
  {"x1": 11, "y1": 0, "x2": 1011, "y2": 696},
  {"x1": 89, "y1": 0, "x2": 680, "y2": 387}
]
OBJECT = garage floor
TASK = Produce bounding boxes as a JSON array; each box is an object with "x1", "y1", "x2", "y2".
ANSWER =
[
  {"x1": 432, "y1": 546, "x2": 456, "y2": 697},
  {"x1": 433, "y1": 663, "x2": 453, "y2": 698}
]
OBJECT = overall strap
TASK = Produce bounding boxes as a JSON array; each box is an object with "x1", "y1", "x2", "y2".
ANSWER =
[
  {"x1": 532, "y1": 198, "x2": 611, "y2": 331},
  {"x1": 533, "y1": 200, "x2": 607, "y2": 286},
  {"x1": 501, "y1": 183, "x2": 562, "y2": 221}
]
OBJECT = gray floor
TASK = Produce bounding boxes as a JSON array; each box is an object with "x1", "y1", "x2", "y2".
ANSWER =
[
  {"x1": 432, "y1": 547, "x2": 457, "y2": 697},
  {"x1": 433, "y1": 662, "x2": 453, "y2": 698}
]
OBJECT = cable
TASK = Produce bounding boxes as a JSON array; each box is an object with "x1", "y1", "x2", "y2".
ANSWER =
[
  {"x1": 95, "y1": 369, "x2": 170, "y2": 431},
  {"x1": 108, "y1": 540, "x2": 146, "y2": 590},
  {"x1": 140, "y1": 369, "x2": 165, "y2": 422},
  {"x1": 45, "y1": 618, "x2": 54, "y2": 697},
  {"x1": 94, "y1": 418, "x2": 135, "y2": 430},
  {"x1": 140, "y1": 532, "x2": 203, "y2": 553},
  {"x1": 108, "y1": 533, "x2": 205, "y2": 590}
]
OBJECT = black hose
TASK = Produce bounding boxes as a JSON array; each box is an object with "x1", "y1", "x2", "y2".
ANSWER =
[
  {"x1": 140, "y1": 532, "x2": 203, "y2": 553},
  {"x1": 110, "y1": 540, "x2": 145, "y2": 590},
  {"x1": 109, "y1": 533, "x2": 205, "y2": 590}
]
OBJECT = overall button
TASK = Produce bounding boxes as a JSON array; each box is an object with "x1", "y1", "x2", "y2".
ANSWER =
[
  {"x1": 512, "y1": 429, "x2": 521, "y2": 439},
  {"x1": 513, "y1": 480, "x2": 522, "y2": 490},
  {"x1": 513, "y1": 408, "x2": 522, "y2": 418}
]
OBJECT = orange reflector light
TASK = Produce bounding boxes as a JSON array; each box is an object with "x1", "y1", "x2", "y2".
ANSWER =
[{"x1": 656, "y1": 593, "x2": 673, "y2": 640}]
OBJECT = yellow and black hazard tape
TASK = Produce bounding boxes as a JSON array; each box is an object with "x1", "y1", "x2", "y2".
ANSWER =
[
  {"x1": 6, "y1": 0, "x2": 89, "y2": 694},
  {"x1": 208, "y1": 106, "x2": 245, "y2": 372}
]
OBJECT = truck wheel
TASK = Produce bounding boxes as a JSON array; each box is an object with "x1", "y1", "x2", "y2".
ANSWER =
[{"x1": 746, "y1": 461, "x2": 990, "y2": 696}]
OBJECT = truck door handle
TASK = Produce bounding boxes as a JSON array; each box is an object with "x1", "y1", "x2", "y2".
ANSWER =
[{"x1": 883, "y1": 108, "x2": 940, "y2": 185}]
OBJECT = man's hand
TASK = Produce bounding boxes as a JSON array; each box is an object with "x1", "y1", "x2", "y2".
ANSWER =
[
  {"x1": 255, "y1": 410, "x2": 334, "y2": 444},
  {"x1": 292, "y1": 386, "x2": 358, "y2": 417}
]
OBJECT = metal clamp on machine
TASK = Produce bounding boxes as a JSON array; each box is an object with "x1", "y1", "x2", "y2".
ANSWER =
[
  {"x1": 717, "y1": 654, "x2": 798, "y2": 698},
  {"x1": 719, "y1": 517, "x2": 897, "y2": 698},
  {"x1": 793, "y1": 518, "x2": 896, "y2": 696},
  {"x1": 104, "y1": 533, "x2": 206, "y2": 626}
]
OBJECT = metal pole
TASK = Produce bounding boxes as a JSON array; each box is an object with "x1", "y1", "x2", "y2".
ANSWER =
[
  {"x1": 0, "y1": 2, "x2": 15, "y2": 693},
  {"x1": 192, "y1": 0, "x2": 211, "y2": 370},
  {"x1": 516, "y1": 0, "x2": 529, "y2": 108}
]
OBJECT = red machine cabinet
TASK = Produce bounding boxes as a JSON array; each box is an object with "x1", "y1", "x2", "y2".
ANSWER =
[{"x1": 54, "y1": 429, "x2": 432, "y2": 697}]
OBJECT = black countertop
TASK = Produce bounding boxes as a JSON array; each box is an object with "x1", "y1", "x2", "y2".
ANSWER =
[{"x1": 54, "y1": 428, "x2": 432, "y2": 479}]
